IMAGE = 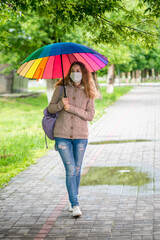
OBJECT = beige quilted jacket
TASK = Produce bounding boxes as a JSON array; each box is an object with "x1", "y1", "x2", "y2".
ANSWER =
[{"x1": 48, "y1": 83, "x2": 95, "y2": 139}]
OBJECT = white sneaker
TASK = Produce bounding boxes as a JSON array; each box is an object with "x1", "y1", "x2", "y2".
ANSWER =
[
  {"x1": 69, "y1": 204, "x2": 73, "y2": 212},
  {"x1": 72, "y1": 206, "x2": 82, "y2": 217}
]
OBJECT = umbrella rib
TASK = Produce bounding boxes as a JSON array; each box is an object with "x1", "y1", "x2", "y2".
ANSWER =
[
  {"x1": 78, "y1": 53, "x2": 95, "y2": 71},
  {"x1": 72, "y1": 53, "x2": 80, "y2": 63},
  {"x1": 95, "y1": 54, "x2": 109, "y2": 65},
  {"x1": 90, "y1": 53, "x2": 108, "y2": 69},
  {"x1": 17, "y1": 62, "x2": 28, "y2": 75},
  {"x1": 52, "y1": 56, "x2": 56, "y2": 79},
  {"x1": 66, "y1": 54, "x2": 72, "y2": 65},
  {"x1": 74, "y1": 54, "x2": 79, "y2": 62},
  {"x1": 32, "y1": 58, "x2": 43, "y2": 79},
  {"x1": 86, "y1": 53, "x2": 103, "y2": 69},
  {"x1": 23, "y1": 60, "x2": 36, "y2": 77},
  {"x1": 41, "y1": 57, "x2": 50, "y2": 79}
]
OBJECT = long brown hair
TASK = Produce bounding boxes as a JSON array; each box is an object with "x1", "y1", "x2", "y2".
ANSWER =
[{"x1": 55, "y1": 61, "x2": 99, "y2": 99}]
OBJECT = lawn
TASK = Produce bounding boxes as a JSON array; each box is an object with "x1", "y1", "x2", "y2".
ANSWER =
[{"x1": 0, "y1": 86, "x2": 132, "y2": 188}]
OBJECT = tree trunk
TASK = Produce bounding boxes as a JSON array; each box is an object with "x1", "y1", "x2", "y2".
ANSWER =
[
  {"x1": 128, "y1": 72, "x2": 131, "y2": 83},
  {"x1": 152, "y1": 69, "x2": 155, "y2": 81},
  {"x1": 135, "y1": 70, "x2": 141, "y2": 83},
  {"x1": 106, "y1": 64, "x2": 115, "y2": 94},
  {"x1": 115, "y1": 75, "x2": 120, "y2": 84},
  {"x1": 148, "y1": 69, "x2": 152, "y2": 81},
  {"x1": 124, "y1": 72, "x2": 127, "y2": 84},
  {"x1": 155, "y1": 70, "x2": 159, "y2": 81},
  {"x1": 141, "y1": 70, "x2": 144, "y2": 82},
  {"x1": 121, "y1": 72, "x2": 125, "y2": 83},
  {"x1": 92, "y1": 72, "x2": 102, "y2": 99},
  {"x1": 46, "y1": 79, "x2": 57, "y2": 103},
  {"x1": 144, "y1": 69, "x2": 147, "y2": 82},
  {"x1": 120, "y1": 72, "x2": 123, "y2": 83},
  {"x1": 131, "y1": 71, "x2": 136, "y2": 83},
  {"x1": 0, "y1": 64, "x2": 14, "y2": 93}
]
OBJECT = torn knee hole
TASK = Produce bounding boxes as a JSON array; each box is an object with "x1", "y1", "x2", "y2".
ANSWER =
[
  {"x1": 67, "y1": 162, "x2": 71, "y2": 164},
  {"x1": 76, "y1": 166, "x2": 80, "y2": 175},
  {"x1": 79, "y1": 147, "x2": 84, "y2": 151},
  {"x1": 58, "y1": 144, "x2": 66, "y2": 150}
]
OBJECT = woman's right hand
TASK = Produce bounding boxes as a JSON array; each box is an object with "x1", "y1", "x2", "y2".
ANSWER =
[
  {"x1": 62, "y1": 98, "x2": 70, "y2": 111},
  {"x1": 62, "y1": 98, "x2": 69, "y2": 106}
]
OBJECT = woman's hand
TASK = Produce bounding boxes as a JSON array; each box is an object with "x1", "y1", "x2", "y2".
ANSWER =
[
  {"x1": 62, "y1": 98, "x2": 70, "y2": 111},
  {"x1": 62, "y1": 98, "x2": 69, "y2": 105},
  {"x1": 64, "y1": 104, "x2": 70, "y2": 111}
]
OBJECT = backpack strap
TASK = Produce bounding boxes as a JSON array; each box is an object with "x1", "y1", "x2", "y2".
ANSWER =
[
  {"x1": 45, "y1": 134, "x2": 48, "y2": 149},
  {"x1": 60, "y1": 85, "x2": 63, "y2": 97},
  {"x1": 45, "y1": 85, "x2": 64, "y2": 149}
]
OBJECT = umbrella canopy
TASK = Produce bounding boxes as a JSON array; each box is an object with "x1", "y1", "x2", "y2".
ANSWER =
[{"x1": 16, "y1": 42, "x2": 108, "y2": 80}]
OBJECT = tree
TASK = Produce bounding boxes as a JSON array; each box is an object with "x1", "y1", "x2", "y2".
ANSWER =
[
  {"x1": 1, "y1": 0, "x2": 159, "y2": 47},
  {"x1": 0, "y1": 0, "x2": 160, "y2": 96},
  {"x1": 117, "y1": 43, "x2": 160, "y2": 82}
]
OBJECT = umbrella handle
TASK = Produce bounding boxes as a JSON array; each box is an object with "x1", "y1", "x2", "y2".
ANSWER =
[
  {"x1": 62, "y1": 81, "x2": 67, "y2": 98},
  {"x1": 59, "y1": 39, "x2": 67, "y2": 98},
  {"x1": 60, "y1": 54, "x2": 67, "y2": 98}
]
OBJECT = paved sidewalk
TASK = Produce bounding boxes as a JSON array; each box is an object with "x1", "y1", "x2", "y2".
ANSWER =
[{"x1": 0, "y1": 86, "x2": 160, "y2": 240}]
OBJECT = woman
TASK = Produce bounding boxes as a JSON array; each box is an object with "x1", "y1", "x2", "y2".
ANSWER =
[{"x1": 48, "y1": 61, "x2": 98, "y2": 217}]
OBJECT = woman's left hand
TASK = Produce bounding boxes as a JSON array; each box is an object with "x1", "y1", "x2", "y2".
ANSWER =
[{"x1": 64, "y1": 104, "x2": 70, "y2": 111}]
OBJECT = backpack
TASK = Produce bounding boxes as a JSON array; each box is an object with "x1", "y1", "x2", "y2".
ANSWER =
[{"x1": 42, "y1": 86, "x2": 63, "y2": 148}]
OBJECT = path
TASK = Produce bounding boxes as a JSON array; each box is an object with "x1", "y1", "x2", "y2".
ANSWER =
[{"x1": 0, "y1": 86, "x2": 160, "y2": 240}]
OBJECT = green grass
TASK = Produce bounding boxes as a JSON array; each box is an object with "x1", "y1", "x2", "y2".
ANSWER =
[
  {"x1": 29, "y1": 86, "x2": 47, "y2": 91},
  {"x1": 80, "y1": 166, "x2": 151, "y2": 186},
  {"x1": 0, "y1": 94, "x2": 53, "y2": 188},
  {"x1": 0, "y1": 86, "x2": 132, "y2": 188}
]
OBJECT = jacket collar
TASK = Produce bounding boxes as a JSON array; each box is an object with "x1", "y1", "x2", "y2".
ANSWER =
[{"x1": 69, "y1": 81, "x2": 84, "y2": 89}]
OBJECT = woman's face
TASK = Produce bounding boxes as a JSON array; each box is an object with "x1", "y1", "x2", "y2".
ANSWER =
[
  {"x1": 71, "y1": 64, "x2": 82, "y2": 73},
  {"x1": 70, "y1": 64, "x2": 82, "y2": 86}
]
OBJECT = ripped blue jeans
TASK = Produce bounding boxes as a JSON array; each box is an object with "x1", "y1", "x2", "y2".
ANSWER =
[{"x1": 55, "y1": 138, "x2": 88, "y2": 208}]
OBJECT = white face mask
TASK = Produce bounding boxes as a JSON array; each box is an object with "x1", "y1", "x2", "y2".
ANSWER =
[{"x1": 70, "y1": 72, "x2": 82, "y2": 83}]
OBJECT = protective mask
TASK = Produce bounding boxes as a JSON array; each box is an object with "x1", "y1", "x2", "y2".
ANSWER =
[{"x1": 70, "y1": 72, "x2": 82, "y2": 83}]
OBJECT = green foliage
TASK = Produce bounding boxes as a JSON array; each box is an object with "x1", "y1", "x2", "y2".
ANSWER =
[
  {"x1": 141, "y1": 0, "x2": 160, "y2": 17},
  {"x1": 117, "y1": 43, "x2": 160, "y2": 72},
  {"x1": 1, "y1": 0, "x2": 159, "y2": 48},
  {"x1": 0, "y1": 13, "x2": 58, "y2": 69},
  {"x1": 0, "y1": 0, "x2": 160, "y2": 76}
]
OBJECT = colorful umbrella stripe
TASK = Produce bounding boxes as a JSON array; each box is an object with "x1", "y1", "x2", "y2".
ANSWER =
[{"x1": 17, "y1": 42, "x2": 108, "y2": 79}]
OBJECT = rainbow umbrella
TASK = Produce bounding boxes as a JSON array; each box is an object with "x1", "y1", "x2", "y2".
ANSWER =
[{"x1": 16, "y1": 42, "x2": 108, "y2": 97}]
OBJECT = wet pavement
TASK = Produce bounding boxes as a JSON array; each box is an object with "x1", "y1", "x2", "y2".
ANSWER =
[{"x1": 0, "y1": 86, "x2": 160, "y2": 240}]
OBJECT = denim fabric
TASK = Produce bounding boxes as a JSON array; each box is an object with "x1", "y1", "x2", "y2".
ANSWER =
[{"x1": 55, "y1": 137, "x2": 88, "y2": 207}]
